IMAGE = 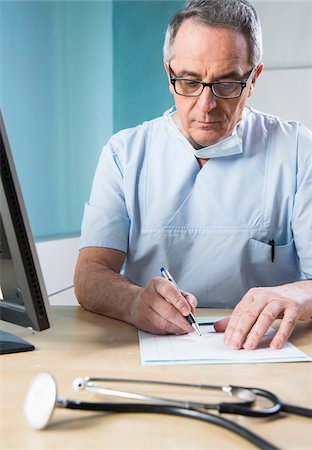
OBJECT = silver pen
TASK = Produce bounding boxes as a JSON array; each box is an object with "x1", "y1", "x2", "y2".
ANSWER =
[{"x1": 160, "y1": 267, "x2": 202, "y2": 336}]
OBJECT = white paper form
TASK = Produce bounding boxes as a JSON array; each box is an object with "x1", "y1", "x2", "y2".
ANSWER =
[{"x1": 139, "y1": 317, "x2": 312, "y2": 365}]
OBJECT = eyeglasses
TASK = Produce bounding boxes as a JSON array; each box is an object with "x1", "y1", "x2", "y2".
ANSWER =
[{"x1": 169, "y1": 65, "x2": 255, "y2": 99}]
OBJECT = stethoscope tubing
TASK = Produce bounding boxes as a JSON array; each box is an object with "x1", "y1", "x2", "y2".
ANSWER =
[
  {"x1": 280, "y1": 403, "x2": 312, "y2": 418},
  {"x1": 218, "y1": 387, "x2": 281, "y2": 417},
  {"x1": 77, "y1": 378, "x2": 312, "y2": 418},
  {"x1": 63, "y1": 399, "x2": 280, "y2": 450},
  {"x1": 223, "y1": 387, "x2": 312, "y2": 418},
  {"x1": 75, "y1": 378, "x2": 282, "y2": 417},
  {"x1": 83, "y1": 377, "x2": 232, "y2": 390}
]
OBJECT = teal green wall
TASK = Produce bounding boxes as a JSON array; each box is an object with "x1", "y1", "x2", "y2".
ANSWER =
[
  {"x1": 0, "y1": 1, "x2": 113, "y2": 239},
  {"x1": 0, "y1": 0, "x2": 182, "y2": 239},
  {"x1": 113, "y1": 1, "x2": 182, "y2": 132}
]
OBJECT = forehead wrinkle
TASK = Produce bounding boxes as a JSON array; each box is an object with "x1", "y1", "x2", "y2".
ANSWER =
[{"x1": 170, "y1": 60, "x2": 247, "y2": 81}]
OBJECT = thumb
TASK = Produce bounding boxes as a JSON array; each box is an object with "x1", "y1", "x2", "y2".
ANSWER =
[{"x1": 214, "y1": 316, "x2": 230, "y2": 332}]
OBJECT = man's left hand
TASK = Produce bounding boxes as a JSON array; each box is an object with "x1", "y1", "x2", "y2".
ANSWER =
[{"x1": 214, "y1": 280, "x2": 312, "y2": 350}]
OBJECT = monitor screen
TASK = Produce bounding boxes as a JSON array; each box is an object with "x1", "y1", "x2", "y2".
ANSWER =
[{"x1": 0, "y1": 110, "x2": 52, "y2": 354}]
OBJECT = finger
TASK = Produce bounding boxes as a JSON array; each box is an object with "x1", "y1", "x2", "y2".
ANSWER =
[
  {"x1": 270, "y1": 308, "x2": 300, "y2": 349},
  {"x1": 150, "y1": 298, "x2": 193, "y2": 334},
  {"x1": 180, "y1": 290, "x2": 198, "y2": 310},
  {"x1": 155, "y1": 278, "x2": 193, "y2": 316},
  {"x1": 223, "y1": 303, "x2": 251, "y2": 347},
  {"x1": 147, "y1": 280, "x2": 193, "y2": 334},
  {"x1": 223, "y1": 294, "x2": 252, "y2": 345},
  {"x1": 134, "y1": 281, "x2": 192, "y2": 335},
  {"x1": 138, "y1": 300, "x2": 192, "y2": 335},
  {"x1": 242, "y1": 301, "x2": 285, "y2": 350},
  {"x1": 213, "y1": 317, "x2": 230, "y2": 332},
  {"x1": 224, "y1": 290, "x2": 269, "y2": 349}
]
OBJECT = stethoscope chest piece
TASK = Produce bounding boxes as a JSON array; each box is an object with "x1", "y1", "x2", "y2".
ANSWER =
[{"x1": 24, "y1": 372, "x2": 57, "y2": 430}]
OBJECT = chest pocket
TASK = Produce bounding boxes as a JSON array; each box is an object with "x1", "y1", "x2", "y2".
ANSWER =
[{"x1": 245, "y1": 238, "x2": 303, "y2": 287}]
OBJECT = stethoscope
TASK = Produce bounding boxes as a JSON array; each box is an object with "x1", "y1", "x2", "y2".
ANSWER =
[{"x1": 24, "y1": 373, "x2": 312, "y2": 450}]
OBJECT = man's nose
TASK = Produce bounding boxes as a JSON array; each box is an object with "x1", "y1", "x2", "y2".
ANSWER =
[{"x1": 196, "y1": 86, "x2": 218, "y2": 113}]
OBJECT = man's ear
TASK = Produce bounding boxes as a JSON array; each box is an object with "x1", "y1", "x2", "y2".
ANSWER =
[
  {"x1": 248, "y1": 63, "x2": 264, "y2": 97},
  {"x1": 163, "y1": 59, "x2": 170, "y2": 79},
  {"x1": 163, "y1": 59, "x2": 174, "y2": 94}
]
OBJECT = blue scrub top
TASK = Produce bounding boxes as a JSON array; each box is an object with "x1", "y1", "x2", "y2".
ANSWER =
[{"x1": 80, "y1": 108, "x2": 312, "y2": 307}]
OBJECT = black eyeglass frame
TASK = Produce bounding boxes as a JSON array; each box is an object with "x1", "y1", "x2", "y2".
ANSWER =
[{"x1": 169, "y1": 65, "x2": 256, "y2": 99}]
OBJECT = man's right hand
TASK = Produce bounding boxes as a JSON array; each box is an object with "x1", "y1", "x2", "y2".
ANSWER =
[
  {"x1": 74, "y1": 247, "x2": 198, "y2": 335},
  {"x1": 130, "y1": 277, "x2": 197, "y2": 335}
]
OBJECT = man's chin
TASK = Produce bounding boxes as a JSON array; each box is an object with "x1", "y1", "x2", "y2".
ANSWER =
[
  {"x1": 190, "y1": 132, "x2": 224, "y2": 148},
  {"x1": 178, "y1": 119, "x2": 228, "y2": 148}
]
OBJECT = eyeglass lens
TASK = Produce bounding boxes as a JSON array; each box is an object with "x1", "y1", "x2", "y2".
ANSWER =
[{"x1": 174, "y1": 79, "x2": 244, "y2": 98}]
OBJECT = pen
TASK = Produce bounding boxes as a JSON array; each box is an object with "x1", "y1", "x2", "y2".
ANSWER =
[
  {"x1": 269, "y1": 239, "x2": 275, "y2": 262},
  {"x1": 160, "y1": 267, "x2": 202, "y2": 336}
]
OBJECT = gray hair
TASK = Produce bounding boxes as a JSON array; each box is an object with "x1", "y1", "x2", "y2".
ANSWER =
[{"x1": 163, "y1": 0, "x2": 262, "y2": 66}]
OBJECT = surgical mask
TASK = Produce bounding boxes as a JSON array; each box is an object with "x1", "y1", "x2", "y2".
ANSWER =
[
  {"x1": 165, "y1": 108, "x2": 243, "y2": 159},
  {"x1": 188, "y1": 129, "x2": 243, "y2": 159}
]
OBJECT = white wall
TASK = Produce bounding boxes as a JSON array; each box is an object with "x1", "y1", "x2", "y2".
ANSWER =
[
  {"x1": 249, "y1": 1, "x2": 312, "y2": 127},
  {"x1": 248, "y1": 67, "x2": 312, "y2": 129},
  {"x1": 253, "y1": 1, "x2": 312, "y2": 69},
  {"x1": 36, "y1": 237, "x2": 79, "y2": 305}
]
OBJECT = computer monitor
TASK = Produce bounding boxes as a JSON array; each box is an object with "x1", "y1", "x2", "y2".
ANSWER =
[{"x1": 0, "y1": 109, "x2": 52, "y2": 354}]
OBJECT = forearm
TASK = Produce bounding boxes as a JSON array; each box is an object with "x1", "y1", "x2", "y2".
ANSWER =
[{"x1": 74, "y1": 258, "x2": 142, "y2": 324}]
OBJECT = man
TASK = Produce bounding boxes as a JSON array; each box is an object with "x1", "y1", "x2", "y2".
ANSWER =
[{"x1": 74, "y1": 0, "x2": 312, "y2": 350}]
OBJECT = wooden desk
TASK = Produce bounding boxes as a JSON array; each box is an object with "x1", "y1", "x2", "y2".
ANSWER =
[{"x1": 1, "y1": 306, "x2": 311, "y2": 449}]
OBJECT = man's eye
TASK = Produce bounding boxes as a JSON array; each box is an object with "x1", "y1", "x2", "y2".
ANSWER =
[
  {"x1": 219, "y1": 82, "x2": 236, "y2": 90},
  {"x1": 182, "y1": 80, "x2": 200, "y2": 87}
]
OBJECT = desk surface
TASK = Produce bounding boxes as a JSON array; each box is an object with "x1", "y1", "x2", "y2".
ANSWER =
[{"x1": 1, "y1": 306, "x2": 312, "y2": 449}]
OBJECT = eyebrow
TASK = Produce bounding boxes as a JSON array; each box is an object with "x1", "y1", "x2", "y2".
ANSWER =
[{"x1": 172, "y1": 68, "x2": 244, "y2": 81}]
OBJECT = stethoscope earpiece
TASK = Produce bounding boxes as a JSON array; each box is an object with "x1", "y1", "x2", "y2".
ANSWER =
[{"x1": 72, "y1": 377, "x2": 88, "y2": 391}]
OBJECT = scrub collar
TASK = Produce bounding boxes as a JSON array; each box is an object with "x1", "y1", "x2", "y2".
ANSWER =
[{"x1": 165, "y1": 107, "x2": 244, "y2": 159}]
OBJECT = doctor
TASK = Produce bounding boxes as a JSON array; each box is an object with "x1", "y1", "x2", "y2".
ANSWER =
[{"x1": 74, "y1": 0, "x2": 312, "y2": 350}]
